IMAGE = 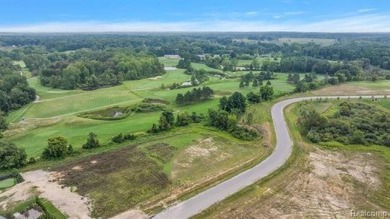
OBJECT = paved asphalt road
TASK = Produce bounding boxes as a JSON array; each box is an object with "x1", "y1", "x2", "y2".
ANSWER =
[{"x1": 153, "y1": 96, "x2": 384, "y2": 219}]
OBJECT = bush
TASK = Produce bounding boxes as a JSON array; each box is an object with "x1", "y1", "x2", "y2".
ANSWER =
[
  {"x1": 28, "y1": 157, "x2": 36, "y2": 164},
  {"x1": 42, "y1": 137, "x2": 68, "y2": 159},
  {"x1": 123, "y1": 133, "x2": 136, "y2": 140},
  {"x1": 229, "y1": 126, "x2": 258, "y2": 140},
  {"x1": 82, "y1": 132, "x2": 100, "y2": 149},
  {"x1": 112, "y1": 133, "x2": 125, "y2": 143},
  {"x1": 0, "y1": 140, "x2": 27, "y2": 169},
  {"x1": 307, "y1": 130, "x2": 321, "y2": 143}
]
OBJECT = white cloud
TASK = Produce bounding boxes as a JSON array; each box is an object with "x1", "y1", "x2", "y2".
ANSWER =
[
  {"x1": 245, "y1": 11, "x2": 259, "y2": 17},
  {"x1": 273, "y1": 11, "x2": 305, "y2": 19},
  {"x1": 357, "y1": 8, "x2": 376, "y2": 13},
  {"x1": 0, "y1": 13, "x2": 389, "y2": 33}
]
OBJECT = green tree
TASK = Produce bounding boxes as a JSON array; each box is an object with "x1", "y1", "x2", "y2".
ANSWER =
[
  {"x1": 82, "y1": 132, "x2": 100, "y2": 149},
  {"x1": 159, "y1": 111, "x2": 175, "y2": 131},
  {"x1": 224, "y1": 92, "x2": 247, "y2": 114},
  {"x1": 239, "y1": 80, "x2": 245, "y2": 88},
  {"x1": 260, "y1": 85, "x2": 274, "y2": 101},
  {"x1": 0, "y1": 112, "x2": 8, "y2": 131},
  {"x1": 295, "y1": 81, "x2": 308, "y2": 92},
  {"x1": 42, "y1": 137, "x2": 68, "y2": 159},
  {"x1": 251, "y1": 58, "x2": 260, "y2": 70},
  {"x1": 0, "y1": 140, "x2": 27, "y2": 169},
  {"x1": 252, "y1": 79, "x2": 259, "y2": 87},
  {"x1": 247, "y1": 92, "x2": 261, "y2": 104},
  {"x1": 219, "y1": 96, "x2": 229, "y2": 111},
  {"x1": 292, "y1": 73, "x2": 300, "y2": 84}
]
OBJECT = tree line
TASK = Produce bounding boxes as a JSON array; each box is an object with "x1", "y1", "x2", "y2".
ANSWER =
[
  {"x1": 0, "y1": 58, "x2": 36, "y2": 113},
  {"x1": 38, "y1": 50, "x2": 165, "y2": 90},
  {"x1": 175, "y1": 86, "x2": 214, "y2": 105}
]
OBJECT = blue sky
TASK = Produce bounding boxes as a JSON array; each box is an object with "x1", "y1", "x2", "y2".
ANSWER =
[{"x1": 0, "y1": 0, "x2": 389, "y2": 32}]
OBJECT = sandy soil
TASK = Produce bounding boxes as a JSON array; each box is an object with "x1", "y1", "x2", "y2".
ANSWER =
[
  {"x1": 213, "y1": 148, "x2": 382, "y2": 218},
  {"x1": 110, "y1": 210, "x2": 148, "y2": 219},
  {"x1": 0, "y1": 170, "x2": 91, "y2": 219}
]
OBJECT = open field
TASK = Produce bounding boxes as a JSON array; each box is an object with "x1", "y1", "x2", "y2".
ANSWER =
[
  {"x1": 5, "y1": 59, "x2": 390, "y2": 218},
  {"x1": 50, "y1": 124, "x2": 266, "y2": 217},
  {"x1": 13, "y1": 60, "x2": 33, "y2": 78},
  {"x1": 195, "y1": 99, "x2": 390, "y2": 218},
  {"x1": 158, "y1": 57, "x2": 180, "y2": 67},
  {"x1": 191, "y1": 63, "x2": 223, "y2": 73},
  {"x1": 312, "y1": 80, "x2": 390, "y2": 96},
  {"x1": 6, "y1": 69, "x2": 297, "y2": 158}
]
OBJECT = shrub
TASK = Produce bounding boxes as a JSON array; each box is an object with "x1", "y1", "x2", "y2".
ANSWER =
[
  {"x1": 123, "y1": 133, "x2": 136, "y2": 140},
  {"x1": 82, "y1": 132, "x2": 100, "y2": 149},
  {"x1": 307, "y1": 130, "x2": 321, "y2": 143},
  {"x1": 112, "y1": 133, "x2": 125, "y2": 143},
  {"x1": 229, "y1": 126, "x2": 258, "y2": 140},
  {"x1": 42, "y1": 137, "x2": 68, "y2": 159},
  {"x1": 0, "y1": 140, "x2": 27, "y2": 169}
]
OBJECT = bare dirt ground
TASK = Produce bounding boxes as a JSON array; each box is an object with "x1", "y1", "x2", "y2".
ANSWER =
[
  {"x1": 110, "y1": 210, "x2": 148, "y2": 219},
  {"x1": 209, "y1": 148, "x2": 382, "y2": 218},
  {"x1": 0, "y1": 170, "x2": 91, "y2": 219}
]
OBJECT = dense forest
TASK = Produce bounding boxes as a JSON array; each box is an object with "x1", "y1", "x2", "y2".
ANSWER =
[
  {"x1": 1, "y1": 33, "x2": 389, "y2": 69},
  {"x1": 38, "y1": 50, "x2": 165, "y2": 90},
  {"x1": 0, "y1": 58, "x2": 36, "y2": 113}
]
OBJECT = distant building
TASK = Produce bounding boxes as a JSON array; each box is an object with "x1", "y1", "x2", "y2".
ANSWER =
[{"x1": 164, "y1": 55, "x2": 180, "y2": 59}]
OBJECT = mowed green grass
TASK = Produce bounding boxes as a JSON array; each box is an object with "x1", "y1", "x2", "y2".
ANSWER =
[
  {"x1": 7, "y1": 68, "x2": 297, "y2": 157},
  {"x1": 191, "y1": 63, "x2": 223, "y2": 73},
  {"x1": 0, "y1": 178, "x2": 16, "y2": 189},
  {"x1": 158, "y1": 57, "x2": 180, "y2": 67}
]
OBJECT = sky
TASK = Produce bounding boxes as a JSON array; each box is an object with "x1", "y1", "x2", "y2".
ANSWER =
[{"x1": 0, "y1": 0, "x2": 389, "y2": 32}]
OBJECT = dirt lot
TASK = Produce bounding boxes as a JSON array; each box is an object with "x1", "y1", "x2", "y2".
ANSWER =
[
  {"x1": 0, "y1": 170, "x2": 91, "y2": 219},
  {"x1": 53, "y1": 146, "x2": 169, "y2": 218},
  {"x1": 202, "y1": 148, "x2": 384, "y2": 218}
]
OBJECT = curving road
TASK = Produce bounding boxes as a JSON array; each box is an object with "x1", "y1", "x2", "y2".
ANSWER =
[{"x1": 153, "y1": 95, "x2": 385, "y2": 219}]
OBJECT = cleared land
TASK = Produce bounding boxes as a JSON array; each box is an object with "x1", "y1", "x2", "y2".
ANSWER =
[
  {"x1": 195, "y1": 99, "x2": 390, "y2": 218},
  {"x1": 312, "y1": 80, "x2": 390, "y2": 96},
  {"x1": 50, "y1": 125, "x2": 267, "y2": 218}
]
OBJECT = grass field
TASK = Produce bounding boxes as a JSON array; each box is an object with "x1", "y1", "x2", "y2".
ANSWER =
[
  {"x1": 13, "y1": 60, "x2": 33, "y2": 78},
  {"x1": 158, "y1": 57, "x2": 180, "y2": 67},
  {"x1": 6, "y1": 68, "x2": 298, "y2": 158},
  {"x1": 0, "y1": 178, "x2": 16, "y2": 189}
]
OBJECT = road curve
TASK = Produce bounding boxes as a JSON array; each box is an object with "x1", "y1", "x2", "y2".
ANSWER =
[{"x1": 153, "y1": 95, "x2": 385, "y2": 219}]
